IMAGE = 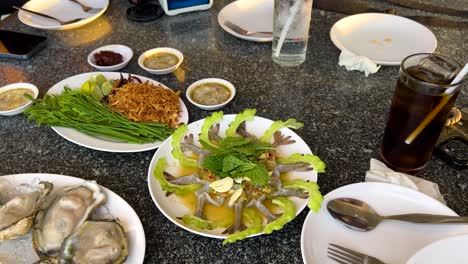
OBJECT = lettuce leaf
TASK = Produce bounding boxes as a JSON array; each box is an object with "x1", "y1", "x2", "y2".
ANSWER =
[
  {"x1": 223, "y1": 208, "x2": 263, "y2": 245},
  {"x1": 260, "y1": 118, "x2": 304, "y2": 143},
  {"x1": 171, "y1": 125, "x2": 198, "y2": 168},
  {"x1": 264, "y1": 197, "x2": 296, "y2": 234},
  {"x1": 153, "y1": 158, "x2": 202, "y2": 195},
  {"x1": 200, "y1": 111, "x2": 224, "y2": 150},
  {"x1": 225, "y1": 108, "x2": 256, "y2": 137},
  {"x1": 282, "y1": 179, "x2": 323, "y2": 212},
  {"x1": 277, "y1": 153, "x2": 326, "y2": 173}
]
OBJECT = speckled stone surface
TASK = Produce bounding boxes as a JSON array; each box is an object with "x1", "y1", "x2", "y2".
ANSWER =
[{"x1": 0, "y1": 1, "x2": 467, "y2": 263}]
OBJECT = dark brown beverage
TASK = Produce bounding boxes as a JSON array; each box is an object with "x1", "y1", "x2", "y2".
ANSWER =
[{"x1": 380, "y1": 54, "x2": 464, "y2": 174}]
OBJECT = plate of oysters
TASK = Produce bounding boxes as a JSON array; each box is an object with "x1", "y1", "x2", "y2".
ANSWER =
[{"x1": 0, "y1": 173, "x2": 145, "y2": 264}]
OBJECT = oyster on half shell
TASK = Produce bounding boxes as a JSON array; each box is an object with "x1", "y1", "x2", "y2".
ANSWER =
[
  {"x1": 0, "y1": 181, "x2": 53, "y2": 240},
  {"x1": 59, "y1": 220, "x2": 128, "y2": 264},
  {"x1": 33, "y1": 181, "x2": 107, "y2": 257}
]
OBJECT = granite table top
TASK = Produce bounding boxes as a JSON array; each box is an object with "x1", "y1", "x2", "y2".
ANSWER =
[{"x1": 0, "y1": 0, "x2": 467, "y2": 263}]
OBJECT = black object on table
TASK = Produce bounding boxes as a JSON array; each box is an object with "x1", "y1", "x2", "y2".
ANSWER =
[{"x1": 126, "y1": 0, "x2": 164, "y2": 22}]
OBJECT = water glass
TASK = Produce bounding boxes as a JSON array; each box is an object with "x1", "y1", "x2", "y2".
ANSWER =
[{"x1": 272, "y1": 0, "x2": 312, "y2": 66}]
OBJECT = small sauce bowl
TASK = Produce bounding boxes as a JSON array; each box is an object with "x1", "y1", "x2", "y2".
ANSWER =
[
  {"x1": 0, "y1": 83, "x2": 39, "y2": 116},
  {"x1": 87, "y1": 44, "x2": 133, "y2": 71},
  {"x1": 186, "y1": 78, "x2": 236, "y2": 111},
  {"x1": 138, "y1": 47, "x2": 184, "y2": 75}
]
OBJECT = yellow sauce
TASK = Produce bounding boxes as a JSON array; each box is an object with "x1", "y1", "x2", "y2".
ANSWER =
[
  {"x1": 0, "y1": 88, "x2": 34, "y2": 111},
  {"x1": 191, "y1": 82, "x2": 231, "y2": 106},
  {"x1": 143, "y1": 52, "x2": 179, "y2": 70},
  {"x1": 177, "y1": 193, "x2": 234, "y2": 225}
]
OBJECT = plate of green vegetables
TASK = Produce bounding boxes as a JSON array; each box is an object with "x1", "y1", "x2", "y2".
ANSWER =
[
  {"x1": 24, "y1": 72, "x2": 188, "y2": 152},
  {"x1": 147, "y1": 109, "x2": 325, "y2": 244}
]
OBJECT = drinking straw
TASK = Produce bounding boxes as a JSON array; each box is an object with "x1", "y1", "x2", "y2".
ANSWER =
[
  {"x1": 273, "y1": 0, "x2": 302, "y2": 58},
  {"x1": 405, "y1": 63, "x2": 468, "y2": 144}
]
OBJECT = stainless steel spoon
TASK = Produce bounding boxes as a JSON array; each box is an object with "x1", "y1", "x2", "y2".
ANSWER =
[{"x1": 327, "y1": 198, "x2": 468, "y2": 231}]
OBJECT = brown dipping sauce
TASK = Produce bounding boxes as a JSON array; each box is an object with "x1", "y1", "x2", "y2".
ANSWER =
[{"x1": 94, "y1": 50, "x2": 123, "y2": 66}]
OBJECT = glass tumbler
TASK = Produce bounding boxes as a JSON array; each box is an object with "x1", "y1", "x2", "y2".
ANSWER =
[
  {"x1": 380, "y1": 53, "x2": 465, "y2": 174},
  {"x1": 272, "y1": 0, "x2": 312, "y2": 66}
]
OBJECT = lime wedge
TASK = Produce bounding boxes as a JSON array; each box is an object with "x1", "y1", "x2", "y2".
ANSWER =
[{"x1": 101, "y1": 80, "x2": 114, "y2": 96}]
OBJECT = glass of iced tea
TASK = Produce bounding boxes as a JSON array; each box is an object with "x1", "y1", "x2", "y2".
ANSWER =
[{"x1": 380, "y1": 53, "x2": 466, "y2": 174}]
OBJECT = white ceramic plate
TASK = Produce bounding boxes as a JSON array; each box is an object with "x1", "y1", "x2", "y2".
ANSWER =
[
  {"x1": 330, "y1": 13, "x2": 437, "y2": 66},
  {"x1": 218, "y1": 0, "x2": 273, "y2": 42},
  {"x1": 301, "y1": 182, "x2": 468, "y2": 264},
  {"x1": 148, "y1": 115, "x2": 318, "y2": 239},
  {"x1": 46, "y1": 72, "x2": 189, "y2": 152},
  {"x1": 0, "y1": 173, "x2": 145, "y2": 264},
  {"x1": 407, "y1": 234, "x2": 468, "y2": 264},
  {"x1": 18, "y1": 0, "x2": 108, "y2": 30}
]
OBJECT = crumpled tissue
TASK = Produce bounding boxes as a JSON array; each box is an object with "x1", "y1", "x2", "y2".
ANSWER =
[
  {"x1": 365, "y1": 159, "x2": 446, "y2": 204},
  {"x1": 338, "y1": 50, "x2": 381, "y2": 77}
]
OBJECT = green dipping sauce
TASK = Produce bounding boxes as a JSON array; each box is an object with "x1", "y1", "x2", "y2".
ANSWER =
[
  {"x1": 191, "y1": 82, "x2": 231, "y2": 106},
  {"x1": 143, "y1": 52, "x2": 179, "y2": 70}
]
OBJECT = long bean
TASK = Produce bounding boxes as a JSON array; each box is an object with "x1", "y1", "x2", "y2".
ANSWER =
[{"x1": 24, "y1": 88, "x2": 173, "y2": 144}]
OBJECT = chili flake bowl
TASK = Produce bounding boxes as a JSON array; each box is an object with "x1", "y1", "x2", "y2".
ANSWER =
[{"x1": 87, "y1": 44, "x2": 133, "y2": 71}]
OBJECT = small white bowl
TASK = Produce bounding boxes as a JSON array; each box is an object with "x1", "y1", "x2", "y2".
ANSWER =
[
  {"x1": 138, "y1": 47, "x2": 184, "y2": 75},
  {"x1": 0, "y1": 83, "x2": 39, "y2": 116},
  {"x1": 87, "y1": 44, "x2": 133, "y2": 71},
  {"x1": 186, "y1": 78, "x2": 236, "y2": 111}
]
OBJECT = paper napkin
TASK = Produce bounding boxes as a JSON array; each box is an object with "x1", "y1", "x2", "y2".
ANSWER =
[
  {"x1": 365, "y1": 159, "x2": 446, "y2": 204},
  {"x1": 338, "y1": 50, "x2": 381, "y2": 76}
]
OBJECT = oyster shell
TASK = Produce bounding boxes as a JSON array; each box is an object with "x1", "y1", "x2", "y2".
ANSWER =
[
  {"x1": 0, "y1": 181, "x2": 53, "y2": 240},
  {"x1": 59, "y1": 220, "x2": 128, "y2": 264},
  {"x1": 33, "y1": 181, "x2": 107, "y2": 257}
]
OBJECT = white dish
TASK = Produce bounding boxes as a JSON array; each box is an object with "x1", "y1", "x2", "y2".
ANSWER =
[
  {"x1": 407, "y1": 234, "x2": 468, "y2": 264},
  {"x1": 87, "y1": 45, "x2": 133, "y2": 71},
  {"x1": 18, "y1": 0, "x2": 108, "y2": 31},
  {"x1": 0, "y1": 173, "x2": 145, "y2": 264},
  {"x1": 218, "y1": 0, "x2": 273, "y2": 42},
  {"x1": 46, "y1": 72, "x2": 189, "y2": 152},
  {"x1": 0, "y1": 83, "x2": 39, "y2": 116},
  {"x1": 148, "y1": 115, "x2": 318, "y2": 239},
  {"x1": 301, "y1": 182, "x2": 468, "y2": 264},
  {"x1": 330, "y1": 13, "x2": 437, "y2": 66},
  {"x1": 138, "y1": 47, "x2": 184, "y2": 75},
  {"x1": 186, "y1": 78, "x2": 236, "y2": 111}
]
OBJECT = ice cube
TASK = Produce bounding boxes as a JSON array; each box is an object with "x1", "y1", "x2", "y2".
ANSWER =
[{"x1": 416, "y1": 55, "x2": 460, "y2": 84}]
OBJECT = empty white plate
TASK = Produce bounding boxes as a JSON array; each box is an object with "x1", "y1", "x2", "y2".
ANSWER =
[
  {"x1": 218, "y1": 0, "x2": 273, "y2": 42},
  {"x1": 301, "y1": 182, "x2": 468, "y2": 264},
  {"x1": 330, "y1": 13, "x2": 437, "y2": 66},
  {"x1": 407, "y1": 234, "x2": 468, "y2": 264},
  {"x1": 18, "y1": 0, "x2": 108, "y2": 30}
]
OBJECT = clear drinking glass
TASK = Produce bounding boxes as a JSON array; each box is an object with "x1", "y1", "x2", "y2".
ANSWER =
[
  {"x1": 272, "y1": 0, "x2": 312, "y2": 66},
  {"x1": 380, "y1": 53, "x2": 465, "y2": 174}
]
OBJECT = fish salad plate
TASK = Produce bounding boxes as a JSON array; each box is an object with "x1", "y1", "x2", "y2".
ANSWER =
[
  {"x1": 148, "y1": 110, "x2": 326, "y2": 244},
  {"x1": 218, "y1": 0, "x2": 273, "y2": 42},
  {"x1": 18, "y1": 0, "x2": 109, "y2": 30},
  {"x1": 330, "y1": 13, "x2": 437, "y2": 66},
  {"x1": 46, "y1": 72, "x2": 189, "y2": 153},
  {"x1": 301, "y1": 182, "x2": 468, "y2": 264},
  {"x1": 0, "y1": 173, "x2": 145, "y2": 264}
]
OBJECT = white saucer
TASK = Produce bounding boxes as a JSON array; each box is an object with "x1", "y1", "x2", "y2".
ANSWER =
[
  {"x1": 330, "y1": 13, "x2": 437, "y2": 66},
  {"x1": 407, "y1": 234, "x2": 468, "y2": 264},
  {"x1": 218, "y1": 0, "x2": 273, "y2": 42},
  {"x1": 301, "y1": 182, "x2": 468, "y2": 264}
]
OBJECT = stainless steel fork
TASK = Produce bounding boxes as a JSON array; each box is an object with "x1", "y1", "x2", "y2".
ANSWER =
[{"x1": 327, "y1": 243, "x2": 386, "y2": 264}]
